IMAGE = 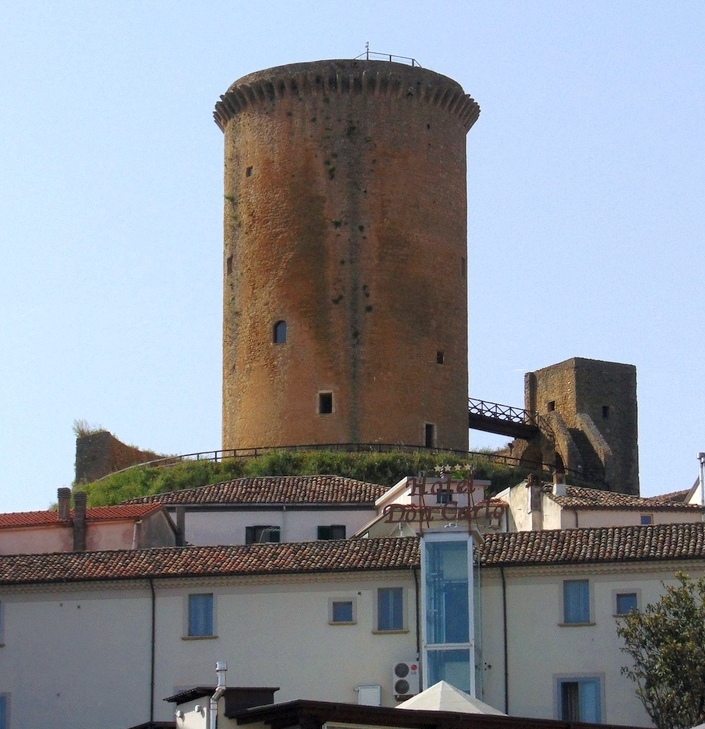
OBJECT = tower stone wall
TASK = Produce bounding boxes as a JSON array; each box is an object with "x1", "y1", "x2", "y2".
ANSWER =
[
  {"x1": 524, "y1": 357, "x2": 639, "y2": 494},
  {"x1": 216, "y1": 60, "x2": 479, "y2": 452}
]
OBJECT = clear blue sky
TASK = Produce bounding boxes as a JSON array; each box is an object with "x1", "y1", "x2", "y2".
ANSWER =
[{"x1": 1, "y1": 2, "x2": 703, "y2": 512}]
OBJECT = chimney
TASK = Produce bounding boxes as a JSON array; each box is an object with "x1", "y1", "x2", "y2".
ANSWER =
[
  {"x1": 553, "y1": 471, "x2": 567, "y2": 497},
  {"x1": 73, "y1": 491, "x2": 87, "y2": 552},
  {"x1": 57, "y1": 488, "x2": 71, "y2": 521}
]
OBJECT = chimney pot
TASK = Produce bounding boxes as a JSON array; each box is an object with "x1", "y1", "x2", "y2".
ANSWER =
[{"x1": 57, "y1": 488, "x2": 71, "y2": 521}]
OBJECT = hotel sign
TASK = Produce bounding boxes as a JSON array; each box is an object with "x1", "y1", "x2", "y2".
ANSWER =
[{"x1": 382, "y1": 475, "x2": 507, "y2": 527}]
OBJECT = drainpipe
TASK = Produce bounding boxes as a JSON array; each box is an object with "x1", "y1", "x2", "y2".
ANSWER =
[
  {"x1": 698, "y1": 453, "x2": 705, "y2": 507},
  {"x1": 149, "y1": 578, "x2": 156, "y2": 724},
  {"x1": 210, "y1": 661, "x2": 227, "y2": 729},
  {"x1": 412, "y1": 567, "x2": 421, "y2": 660},
  {"x1": 500, "y1": 566, "x2": 509, "y2": 714}
]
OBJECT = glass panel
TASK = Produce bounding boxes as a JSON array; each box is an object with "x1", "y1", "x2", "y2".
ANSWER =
[
  {"x1": 425, "y1": 540, "x2": 470, "y2": 644},
  {"x1": 427, "y1": 649, "x2": 471, "y2": 693},
  {"x1": 188, "y1": 593, "x2": 213, "y2": 636},
  {"x1": 378, "y1": 588, "x2": 403, "y2": 630},
  {"x1": 332, "y1": 601, "x2": 353, "y2": 623},
  {"x1": 579, "y1": 679, "x2": 601, "y2": 723},
  {"x1": 563, "y1": 580, "x2": 590, "y2": 623},
  {"x1": 616, "y1": 592, "x2": 637, "y2": 615}
]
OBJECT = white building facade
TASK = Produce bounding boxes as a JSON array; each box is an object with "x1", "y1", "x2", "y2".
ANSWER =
[{"x1": 1, "y1": 523, "x2": 704, "y2": 728}]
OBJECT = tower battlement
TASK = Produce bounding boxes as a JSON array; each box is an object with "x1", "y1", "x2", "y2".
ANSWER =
[{"x1": 214, "y1": 60, "x2": 480, "y2": 132}]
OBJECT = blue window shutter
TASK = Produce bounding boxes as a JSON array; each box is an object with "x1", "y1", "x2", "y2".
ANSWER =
[
  {"x1": 563, "y1": 580, "x2": 590, "y2": 623},
  {"x1": 188, "y1": 594, "x2": 214, "y2": 636},
  {"x1": 378, "y1": 588, "x2": 403, "y2": 630}
]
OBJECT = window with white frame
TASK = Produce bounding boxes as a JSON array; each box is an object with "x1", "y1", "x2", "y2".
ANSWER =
[
  {"x1": 562, "y1": 579, "x2": 591, "y2": 624},
  {"x1": 376, "y1": 587, "x2": 404, "y2": 631},
  {"x1": 329, "y1": 597, "x2": 356, "y2": 624},
  {"x1": 187, "y1": 593, "x2": 214, "y2": 637},
  {"x1": 557, "y1": 676, "x2": 602, "y2": 723},
  {"x1": 615, "y1": 591, "x2": 638, "y2": 616}
]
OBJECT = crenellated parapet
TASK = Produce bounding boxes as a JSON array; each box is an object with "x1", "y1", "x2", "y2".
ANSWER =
[{"x1": 214, "y1": 59, "x2": 480, "y2": 132}]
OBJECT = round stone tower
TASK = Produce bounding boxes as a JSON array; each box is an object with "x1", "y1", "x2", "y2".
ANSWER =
[{"x1": 215, "y1": 59, "x2": 479, "y2": 452}]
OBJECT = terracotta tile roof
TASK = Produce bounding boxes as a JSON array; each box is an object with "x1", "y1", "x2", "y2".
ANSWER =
[
  {"x1": 647, "y1": 488, "x2": 692, "y2": 504},
  {"x1": 122, "y1": 475, "x2": 388, "y2": 506},
  {"x1": 3, "y1": 522, "x2": 705, "y2": 585},
  {"x1": 479, "y1": 522, "x2": 705, "y2": 566},
  {"x1": 0, "y1": 536, "x2": 419, "y2": 585},
  {"x1": 548, "y1": 485, "x2": 702, "y2": 511},
  {"x1": 0, "y1": 504, "x2": 163, "y2": 529}
]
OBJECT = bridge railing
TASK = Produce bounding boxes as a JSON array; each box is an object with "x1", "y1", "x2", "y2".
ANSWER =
[
  {"x1": 469, "y1": 398, "x2": 555, "y2": 440},
  {"x1": 90, "y1": 442, "x2": 604, "y2": 487}
]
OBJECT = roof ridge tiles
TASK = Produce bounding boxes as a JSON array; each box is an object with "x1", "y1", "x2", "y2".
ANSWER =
[{"x1": 2, "y1": 522, "x2": 705, "y2": 585}]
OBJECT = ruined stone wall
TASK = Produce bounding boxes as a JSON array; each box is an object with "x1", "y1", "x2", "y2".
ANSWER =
[
  {"x1": 525, "y1": 357, "x2": 639, "y2": 494},
  {"x1": 217, "y1": 60, "x2": 479, "y2": 453},
  {"x1": 74, "y1": 431, "x2": 164, "y2": 483}
]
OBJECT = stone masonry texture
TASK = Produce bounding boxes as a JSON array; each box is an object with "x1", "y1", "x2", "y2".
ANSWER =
[
  {"x1": 525, "y1": 357, "x2": 639, "y2": 495},
  {"x1": 216, "y1": 60, "x2": 480, "y2": 452}
]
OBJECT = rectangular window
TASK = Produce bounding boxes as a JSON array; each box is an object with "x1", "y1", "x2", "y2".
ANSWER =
[
  {"x1": 615, "y1": 591, "x2": 638, "y2": 615},
  {"x1": 245, "y1": 525, "x2": 281, "y2": 544},
  {"x1": 436, "y1": 489, "x2": 453, "y2": 505},
  {"x1": 640, "y1": 514, "x2": 653, "y2": 525},
  {"x1": 563, "y1": 580, "x2": 590, "y2": 624},
  {"x1": 318, "y1": 392, "x2": 333, "y2": 414},
  {"x1": 188, "y1": 594, "x2": 214, "y2": 637},
  {"x1": 424, "y1": 423, "x2": 436, "y2": 449},
  {"x1": 377, "y1": 587, "x2": 404, "y2": 631},
  {"x1": 329, "y1": 598, "x2": 355, "y2": 624},
  {"x1": 0, "y1": 600, "x2": 4, "y2": 645},
  {"x1": 558, "y1": 677, "x2": 602, "y2": 723},
  {"x1": 317, "y1": 525, "x2": 346, "y2": 540}
]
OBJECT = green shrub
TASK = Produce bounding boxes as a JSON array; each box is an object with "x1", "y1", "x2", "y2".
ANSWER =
[{"x1": 80, "y1": 449, "x2": 555, "y2": 507}]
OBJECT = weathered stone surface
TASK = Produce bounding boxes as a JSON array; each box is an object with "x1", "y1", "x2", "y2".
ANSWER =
[{"x1": 218, "y1": 60, "x2": 479, "y2": 452}]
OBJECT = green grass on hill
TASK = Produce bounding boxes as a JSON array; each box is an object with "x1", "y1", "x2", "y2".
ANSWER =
[{"x1": 81, "y1": 450, "x2": 539, "y2": 507}]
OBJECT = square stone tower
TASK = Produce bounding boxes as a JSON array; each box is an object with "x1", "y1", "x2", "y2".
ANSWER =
[{"x1": 525, "y1": 357, "x2": 639, "y2": 494}]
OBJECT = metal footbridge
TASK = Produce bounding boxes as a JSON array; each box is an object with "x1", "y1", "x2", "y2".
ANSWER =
[{"x1": 468, "y1": 398, "x2": 546, "y2": 440}]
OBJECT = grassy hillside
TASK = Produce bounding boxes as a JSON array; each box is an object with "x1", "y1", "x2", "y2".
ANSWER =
[{"x1": 81, "y1": 449, "x2": 539, "y2": 506}]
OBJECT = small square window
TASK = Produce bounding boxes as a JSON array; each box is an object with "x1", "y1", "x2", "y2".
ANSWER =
[
  {"x1": 640, "y1": 514, "x2": 653, "y2": 525},
  {"x1": 615, "y1": 592, "x2": 638, "y2": 615},
  {"x1": 318, "y1": 525, "x2": 346, "y2": 540},
  {"x1": 563, "y1": 580, "x2": 590, "y2": 624},
  {"x1": 547, "y1": 401, "x2": 556, "y2": 412},
  {"x1": 436, "y1": 351, "x2": 445, "y2": 365},
  {"x1": 602, "y1": 405, "x2": 610, "y2": 418},
  {"x1": 318, "y1": 392, "x2": 333, "y2": 414},
  {"x1": 436, "y1": 490, "x2": 453, "y2": 505},
  {"x1": 377, "y1": 587, "x2": 404, "y2": 632},
  {"x1": 188, "y1": 593, "x2": 214, "y2": 637},
  {"x1": 246, "y1": 166, "x2": 253, "y2": 177},
  {"x1": 330, "y1": 598, "x2": 356, "y2": 624}
]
